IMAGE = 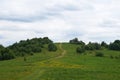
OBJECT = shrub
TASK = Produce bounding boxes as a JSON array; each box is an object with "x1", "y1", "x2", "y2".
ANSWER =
[
  {"x1": 69, "y1": 38, "x2": 85, "y2": 45},
  {"x1": 110, "y1": 55, "x2": 114, "y2": 59},
  {"x1": 48, "y1": 43, "x2": 57, "y2": 51},
  {"x1": 95, "y1": 52, "x2": 104, "y2": 57},
  {"x1": 115, "y1": 56, "x2": 119, "y2": 59},
  {"x1": 0, "y1": 48, "x2": 15, "y2": 60},
  {"x1": 85, "y1": 42, "x2": 101, "y2": 50},
  {"x1": 109, "y1": 40, "x2": 120, "y2": 51},
  {"x1": 76, "y1": 46, "x2": 85, "y2": 54}
]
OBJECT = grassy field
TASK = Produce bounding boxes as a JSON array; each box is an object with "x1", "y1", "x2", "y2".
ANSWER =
[{"x1": 0, "y1": 43, "x2": 120, "y2": 80}]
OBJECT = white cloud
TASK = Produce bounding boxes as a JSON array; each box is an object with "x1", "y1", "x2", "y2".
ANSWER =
[{"x1": 0, "y1": 0, "x2": 120, "y2": 46}]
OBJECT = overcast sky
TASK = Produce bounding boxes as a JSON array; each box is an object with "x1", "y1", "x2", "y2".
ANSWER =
[{"x1": 0, "y1": 0, "x2": 120, "y2": 46}]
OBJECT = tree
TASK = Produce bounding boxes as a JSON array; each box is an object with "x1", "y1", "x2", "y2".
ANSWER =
[
  {"x1": 0, "y1": 37, "x2": 57, "y2": 61},
  {"x1": 48, "y1": 43, "x2": 57, "y2": 51},
  {"x1": 42, "y1": 37, "x2": 53, "y2": 44},
  {"x1": 94, "y1": 43, "x2": 101, "y2": 50},
  {"x1": 69, "y1": 38, "x2": 79, "y2": 44},
  {"x1": 79, "y1": 41, "x2": 85, "y2": 46},
  {"x1": 109, "y1": 40, "x2": 120, "y2": 50},
  {"x1": 0, "y1": 48, "x2": 15, "y2": 60},
  {"x1": 0, "y1": 44, "x2": 4, "y2": 49},
  {"x1": 85, "y1": 42, "x2": 101, "y2": 50},
  {"x1": 8, "y1": 37, "x2": 53, "y2": 56},
  {"x1": 101, "y1": 41, "x2": 108, "y2": 48},
  {"x1": 85, "y1": 42, "x2": 95, "y2": 50},
  {"x1": 69, "y1": 38, "x2": 85, "y2": 46}
]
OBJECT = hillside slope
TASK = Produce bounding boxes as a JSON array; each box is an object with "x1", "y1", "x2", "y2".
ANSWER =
[{"x1": 0, "y1": 43, "x2": 120, "y2": 80}]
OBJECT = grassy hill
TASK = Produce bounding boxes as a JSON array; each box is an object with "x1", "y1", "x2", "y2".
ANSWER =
[{"x1": 0, "y1": 43, "x2": 120, "y2": 80}]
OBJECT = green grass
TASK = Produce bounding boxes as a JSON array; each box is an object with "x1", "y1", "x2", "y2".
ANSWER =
[{"x1": 0, "y1": 43, "x2": 120, "y2": 80}]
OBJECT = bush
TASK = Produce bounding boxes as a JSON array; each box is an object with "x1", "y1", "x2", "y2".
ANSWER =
[
  {"x1": 110, "y1": 55, "x2": 114, "y2": 59},
  {"x1": 101, "y1": 41, "x2": 108, "y2": 48},
  {"x1": 48, "y1": 43, "x2": 57, "y2": 51},
  {"x1": 95, "y1": 52, "x2": 104, "y2": 57},
  {"x1": 115, "y1": 56, "x2": 119, "y2": 59},
  {"x1": 0, "y1": 48, "x2": 15, "y2": 60},
  {"x1": 85, "y1": 42, "x2": 101, "y2": 50},
  {"x1": 109, "y1": 40, "x2": 120, "y2": 50},
  {"x1": 76, "y1": 46, "x2": 85, "y2": 54},
  {"x1": 8, "y1": 37, "x2": 53, "y2": 56},
  {"x1": 69, "y1": 38, "x2": 85, "y2": 45}
]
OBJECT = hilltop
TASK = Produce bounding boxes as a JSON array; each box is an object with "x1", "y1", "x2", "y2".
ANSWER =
[{"x1": 0, "y1": 37, "x2": 120, "y2": 80}]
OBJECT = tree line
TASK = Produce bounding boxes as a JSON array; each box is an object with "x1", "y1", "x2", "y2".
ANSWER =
[
  {"x1": 69, "y1": 38, "x2": 120, "y2": 54},
  {"x1": 0, "y1": 37, "x2": 119, "y2": 61},
  {"x1": 0, "y1": 37, "x2": 57, "y2": 61}
]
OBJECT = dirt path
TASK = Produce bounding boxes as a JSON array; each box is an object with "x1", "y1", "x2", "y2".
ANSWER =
[
  {"x1": 55, "y1": 43, "x2": 66, "y2": 58},
  {"x1": 23, "y1": 43, "x2": 67, "y2": 80}
]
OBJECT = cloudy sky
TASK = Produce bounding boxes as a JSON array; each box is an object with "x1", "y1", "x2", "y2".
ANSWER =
[{"x1": 0, "y1": 0, "x2": 120, "y2": 46}]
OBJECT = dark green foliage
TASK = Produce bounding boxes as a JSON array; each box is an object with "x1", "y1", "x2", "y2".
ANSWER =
[
  {"x1": 95, "y1": 52, "x2": 104, "y2": 57},
  {"x1": 69, "y1": 38, "x2": 85, "y2": 45},
  {"x1": 43, "y1": 37, "x2": 53, "y2": 44},
  {"x1": 114, "y1": 55, "x2": 120, "y2": 59},
  {"x1": 115, "y1": 56, "x2": 119, "y2": 59},
  {"x1": 85, "y1": 42, "x2": 95, "y2": 50},
  {"x1": 109, "y1": 40, "x2": 120, "y2": 50},
  {"x1": 69, "y1": 38, "x2": 79, "y2": 44},
  {"x1": 76, "y1": 46, "x2": 85, "y2": 54},
  {"x1": 0, "y1": 48, "x2": 15, "y2": 60},
  {"x1": 0, "y1": 37, "x2": 56, "y2": 61},
  {"x1": 110, "y1": 55, "x2": 114, "y2": 59},
  {"x1": 24, "y1": 56, "x2": 27, "y2": 61},
  {"x1": 79, "y1": 41, "x2": 85, "y2": 46},
  {"x1": 8, "y1": 37, "x2": 52, "y2": 56},
  {"x1": 94, "y1": 43, "x2": 101, "y2": 50},
  {"x1": 48, "y1": 43, "x2": 57, "y2": 51},
  {"x1": 101, "y1": 41, "x2": 108, "y2": 48},
  {"x1": 0, "y1": 44, "x2": 4, "y2": 49},
  {"x1": 85, "y1": 42, "x2": 101, "y2": 50}
]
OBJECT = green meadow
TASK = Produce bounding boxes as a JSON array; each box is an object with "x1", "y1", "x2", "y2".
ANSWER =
[{"x1": 0, "y1": 43, "x2": 120, "y2": 80}]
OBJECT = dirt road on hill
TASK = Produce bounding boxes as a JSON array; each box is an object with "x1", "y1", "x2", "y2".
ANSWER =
[{"x1": 55, "y1": 43, "x2": 66, "y2": 59}]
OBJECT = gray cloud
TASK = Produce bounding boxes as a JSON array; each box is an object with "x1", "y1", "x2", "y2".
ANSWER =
[
  {"x1": 0, "y1": 0, "x2": 80, "y2": 22},
  {"x1": 0, "y1": 0, "x2": 120, "y2": 46}
]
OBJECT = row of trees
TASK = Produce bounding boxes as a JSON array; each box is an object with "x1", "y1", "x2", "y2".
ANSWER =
[
  {"x1": 69, "y1": 38, "x2": 120, "y2": 54},
  {"x1": 0, "y1": 37, "x2": 57, "y2": 61}
]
